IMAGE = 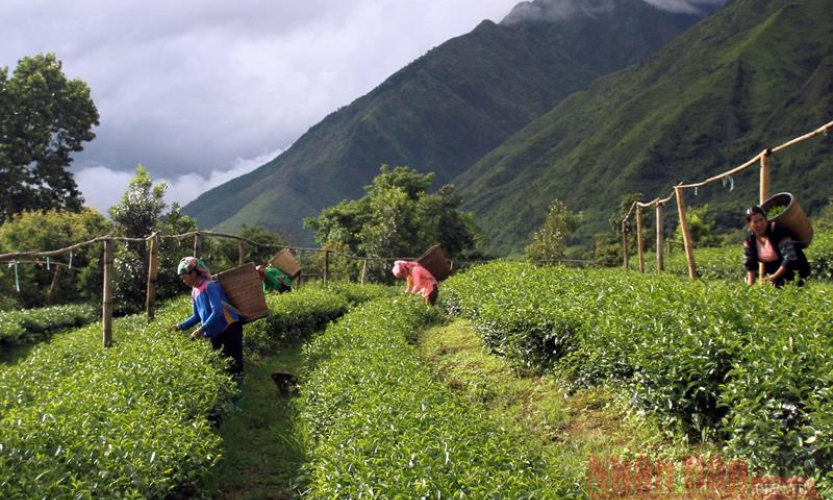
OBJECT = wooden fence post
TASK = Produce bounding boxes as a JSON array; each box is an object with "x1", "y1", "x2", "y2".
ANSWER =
[
  {"x1": 360, "y1": 259, "x2": 368, "y2": 284},
  {"x1": 656, "y1": 203, "x2": 665, "y2": 272},
  {"x1": 636, "y1": 205, "x2": 645, "y2": 274},
  {"x1": 622, "y1": 220, "x2": 629, "y2": 270},
  {"x1": 193, "y1": 234, "x2": 201, "y2": 259},
  {"x1": 674, "y1": 187, "x2": 697, "y2": 280},
  {"x1": 323, "y1": 250, "x2": 330, "y2": 284},
  {"x1": 47, "y1": 265, "x2": 63, "y2": 306},
  {"x1": 145, "y1": 234, "x2": 159, "y2": 322},
  {"x1": 238, "y1": 241, "x2": 245, "y2": 266},
  {"x1": 759, "y1": 149, "x2": 771, "y2": 281},
  {"x1": 102, "y1": 239, "x2": 114, "y2": 348}
]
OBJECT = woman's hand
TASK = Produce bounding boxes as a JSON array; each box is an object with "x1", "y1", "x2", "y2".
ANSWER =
[
  {"x1": 170, "y1": 324, "x2": 180, "y2": 331},
  {"x1": 190, "y1": 328, "x2": 203, "y2": 341}
]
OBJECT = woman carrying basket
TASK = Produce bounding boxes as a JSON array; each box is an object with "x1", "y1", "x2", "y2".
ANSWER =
[
  {"x1": 742, "y1": 206, "x2": 810, "y2": 287},
  {"x1": 392, "y1": 260, "x2": 438, "y2": 305},
  {"x1": 171, "y1": 257, "x2": 244, "y2": 375}
]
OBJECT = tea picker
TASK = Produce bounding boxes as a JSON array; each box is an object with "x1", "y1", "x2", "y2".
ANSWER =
[
  {"x1": 171, "y1": 257, "x2": 245, "y2": 374},
  {"x1": 742, "y1": 193, "x2": 811, "y2": 287},
  {"x1": 256, "y1": 264, "x2": 292, "y2": 294}
]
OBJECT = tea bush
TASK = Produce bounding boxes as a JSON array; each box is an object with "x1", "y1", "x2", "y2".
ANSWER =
[
  {"x1": 442, "y1": 261, "x2": 833, "y2": 482},
  {"x1": 0, "y1": 303, "x2": 234, "y2": 499},
  {"x1": 244, "y1": 283, "x2": 394, "y2": 351},
  {"x1": 299, "y1": 297, "x2": 564, "y2": 498},
  {"x1": 0, "y1": 303, "x2": 98, "y2": 346},
  {"x1": 0, "y1": 282, "x2": 392, "y2": 499}
]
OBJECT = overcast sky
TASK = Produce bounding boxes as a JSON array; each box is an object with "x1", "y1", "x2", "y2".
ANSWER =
[{"x1": 1, "y1": 0, "x2": 728, "y2": 215}]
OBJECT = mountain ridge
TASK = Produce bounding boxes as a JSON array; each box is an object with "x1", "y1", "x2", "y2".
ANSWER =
[{"x1": 182, "y1": 0, "x2": 702, "y2": 244}]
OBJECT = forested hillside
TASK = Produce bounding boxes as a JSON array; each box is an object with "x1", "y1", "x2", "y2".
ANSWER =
[{"x1": 455, "y1": 0, "x2": 833, "y2": 253}]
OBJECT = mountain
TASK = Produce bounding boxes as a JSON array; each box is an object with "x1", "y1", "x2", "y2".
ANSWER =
[
  {"x1": 455, "y1": 0, "x2": 833, "y2": 254},
  {"x1": 183, "y1": 0, "x2": 702, "y2": 243}
]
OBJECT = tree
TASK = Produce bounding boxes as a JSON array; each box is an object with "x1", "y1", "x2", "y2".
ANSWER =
[
  {"x1": 109, "y1": 165, "x2": 168, "y2": 314},
  {"x1": 305, "y1": 165, "x2": 478, "y2": 280},
  {"x1": 674, "y1": 204, "x2": 718, "y2": 247},
  {"x1": 0, "y1": 208, "x2": 110, "y2": 308},
  {"x1": 589, "y1": 193, "x2": 643, "y2": 267},
  {"x1": 525, "y1": 200, "x2": 582, "y2": 264},
  {"x1": 0, "y1": 53, "x2": 99, "y2": 222}
]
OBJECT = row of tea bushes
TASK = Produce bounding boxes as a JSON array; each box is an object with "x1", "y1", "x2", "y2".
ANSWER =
[
  {"x1": 0, "y1": 283, "x2": 392, "y2": 499},
  {"x1": 0, "y1": 303, "x2": 98, "y2": 346},
  {"x1": 441, "y1": 262, "x2": 833, "y2": 483},
  {"x1": 299, "y1": 297, "x2": 565, "y2": 498},
  {"x1": 0, "y1": 302, "x2": 234, "y2": 499},
  {"x1": 244, "y1": 283, "x2": 394, "y2": 352}
]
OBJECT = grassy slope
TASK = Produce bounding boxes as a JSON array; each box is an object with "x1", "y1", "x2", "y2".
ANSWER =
[
  {"x1": 202, "y1": 343, "x2": 305, "y2": 500},
  {"x1": 418, "y1": 318, "x2": 708, "y2": 497},
  {"x1": 455, "y1": 0, "x2": 833, "y2": 254}
]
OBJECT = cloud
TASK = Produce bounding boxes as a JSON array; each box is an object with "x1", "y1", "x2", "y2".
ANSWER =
[
  {"x1": 74, "y1": 149, "x2": 283, "y2": 216},
  {"x1": 502, "y1": 0, "x2": 616, "y2": 25},
  {"x1": 1, "y1": 0, "x2": 520, "y2": 181},
  {"x1": 501, "y1": 0, "x2": 729, "y2": 23},
  {"x1": 642, "y1": 0, "x2": 729, "y2": 14}
]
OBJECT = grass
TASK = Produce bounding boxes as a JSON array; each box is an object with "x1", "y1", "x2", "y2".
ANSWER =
[
  {"x1": 202, "y1": 342, "x2": 306, "y2": 500},
  {"x1": 417, "y1": 318, "x2": 713, "y2": 497}
]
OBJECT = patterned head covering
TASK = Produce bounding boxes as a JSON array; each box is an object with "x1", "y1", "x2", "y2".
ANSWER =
[
  {"x1": 177, "y1": 256, "x2": 211, "y2": 280},
  {"x1": 392, "y1": 260, "x2": 417, "y2": 279}
]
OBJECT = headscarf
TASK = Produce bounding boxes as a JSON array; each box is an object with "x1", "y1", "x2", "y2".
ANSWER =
[
  {"x1": 745, "y1": 205, "x2": 767, "y2": 223},
  {"x1": 177, "y1": 256, "x2": 211, "y2": 280},
  {"x1": 392, "y1": 260, "x2": 417, "y2": 279}
]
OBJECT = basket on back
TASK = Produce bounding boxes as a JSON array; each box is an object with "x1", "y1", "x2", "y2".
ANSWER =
[
  {"x1": 214, "y1": 262, "x2": 269, "y2": 323},
  {"x1": 269, "y1": 248, "x2": 302, "y2": 279},
  {"x1": 761, "y1": 192, "x2": 813, "y2": 248},
  {"x1": 417, "y1": 244, "x2": 452, "y2": 282}
]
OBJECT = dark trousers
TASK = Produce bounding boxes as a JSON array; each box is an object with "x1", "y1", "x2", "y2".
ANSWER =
[
  {"x1": 427, "y1": 286, "x2": 439, "y2": 306},
  {"x1": 211, "y1": 321, "x2": 243, "y2": 375}
]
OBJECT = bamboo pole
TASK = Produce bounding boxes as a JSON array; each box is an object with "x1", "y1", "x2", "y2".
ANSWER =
[
  {"x1": 674, "y1": 187, "x2": 697, "y2": 280},
  {"x1": 238, "y1": 241, "x2": 245, "y2": 266},
  {"x1": 360, "y1": 259, "x2": 368, "y2": 284},
  {"x1": 145, "y1": 234, "x2": 159, "y2": 321},
  {"x1": 656, "y1": 203, "x2": 664, "y2": 272},
  {"x1": 760, "y1": 148, "x2": 771, "y2": 204},
  {"x1": 102, "y1": 239, "x2": 114, "y2": 348},
  {"x1": 193, "y1": 234, "x2": 201, "y2": 259},
  {"x1": 621, "y1": 221, "x2": 629, "y2": 270},
  {"x1": 46, "y1": 265, "x2": 63, "y2": 306},
  {"x1": 323, "y1": 250, "x2": 330, "y2": 285},
  {"x1": 636, "y1": 205, "x2": 645, "y2": 274},
  {"x1": 759, "y1": 149, "x2": 772, "y2": 281}
]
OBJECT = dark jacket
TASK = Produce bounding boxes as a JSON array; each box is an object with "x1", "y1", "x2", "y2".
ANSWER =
[{"x1": 743, "y1": 225, "x2": 810, "y2": 277}]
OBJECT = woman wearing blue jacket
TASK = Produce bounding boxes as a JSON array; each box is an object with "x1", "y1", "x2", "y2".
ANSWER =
[{"x1": 172, "y1": 257, "x2": 243, "y2": 375}]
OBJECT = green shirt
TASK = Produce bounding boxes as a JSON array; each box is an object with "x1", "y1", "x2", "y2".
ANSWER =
[{"x1": 263, "y1": 266, "x2": 292, "y2": 292}]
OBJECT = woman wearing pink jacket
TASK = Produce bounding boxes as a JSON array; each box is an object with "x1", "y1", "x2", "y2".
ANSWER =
[{"x1": 392, "y1": 260, "x2": 438, "y2": 305}]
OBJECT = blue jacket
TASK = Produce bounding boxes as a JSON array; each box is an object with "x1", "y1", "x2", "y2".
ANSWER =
[{"x1": 178, "y1": 280, "x2": 239, "y2": 338}]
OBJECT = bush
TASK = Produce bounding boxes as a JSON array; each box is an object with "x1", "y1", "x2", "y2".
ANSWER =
[
  {"x1": 0, "y1": 303, "x2": 98, "y2": 346},
  {"x1": 299, "y1": 297, "x2": 562, "y2": 498},
  {"x1": 442, "y1": 261, "x2": 833, "y2": 485}
]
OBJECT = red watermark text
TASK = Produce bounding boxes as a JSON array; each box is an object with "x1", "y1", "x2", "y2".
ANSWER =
[{"x1": 587, "y1": 456, "x2": 819, "y2": 500}]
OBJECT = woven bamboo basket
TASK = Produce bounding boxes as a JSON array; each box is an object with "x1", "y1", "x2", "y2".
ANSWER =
[
  {"x1": 214, "y1": 262, "x2": 269, "y2": 323},
  {"x1": 269, "y1": 248, "x2": 302, "y2": 279},
  {"x1": 417, "y1": 244, "x2": 452, "y2": 282},
  {"x1": 762, "y1": 192, "x2": 814, "y2": 248}
]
